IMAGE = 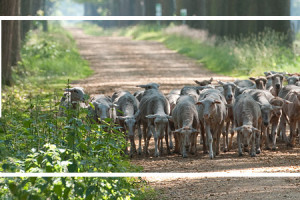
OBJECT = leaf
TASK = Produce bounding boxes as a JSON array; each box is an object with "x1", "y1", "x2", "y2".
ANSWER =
[
  {"x1": 67, "y1": 163, "x2": 78, "y2": 172},
  {"x1": 63, "y1": 187, "x2": 71, "y2": 200},
  {"x1": 86, "y1": 185, "x2": 96, "y2": 197},
  {"x1": 54, "y1": 184, "x2": 62, "y2": 197},
  {"x1": 8, "y1": 182, "x2": 18, "y2": 196}
]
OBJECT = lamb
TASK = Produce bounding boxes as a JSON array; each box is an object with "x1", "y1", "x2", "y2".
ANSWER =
[
  {"x1": 87, "y1": 95, "x2": 117, "y2": 124},
  {"x1": 113, "y1": 91, "x2": 139, "y2": 157},
  {"x1": 249, "y1": 77, "x2": 267, "y2": 90},
  {"x1": 136, "y1": 88, "x2": 171, "y2": 157},
  {"x1": 278, "y1": 85, "x2": 300, "y2": 147},
  {"x1": 58, "y1": 87, "x2": 86, "y2": 116},
  {"x1": 233, "y1": 94, "x2": 262, "y2": 157},
  {"x1": 172, "y1": 95, "x2": 200, "y2": 158},
  {"x1": 218, "y1": 81, "x2": 237, "y2": 152},
  {"x1": 196, "y1": 89, "x2": 227, "y2": 159}
]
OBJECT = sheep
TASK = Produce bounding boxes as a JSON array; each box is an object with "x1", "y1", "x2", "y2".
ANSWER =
[
  {"x1": 249, "y1": 77, "x2": 267, "y2": 90},
  {"x1": 196, "y1": 89, "x2": 227, "y2": 159},
  {"x1": 166, "y1": 90, "x2": 181, "y2": 150},
  {"x1": 278, "y1": 85, "x2": 300, "y2": 147},
  {"x1": 172, "y1": 95, "x2": 200, "y2": 158},
  {"x1": 285, "y1": 75, "x2": 299, "y2": 85},
  {"x1": 87, "y1": 95, "x2": 117, "y2": 124},
  {"x1": 58, "y1": 87, "x2": 86, "y2": 116},
  {"x1": 234, "y1": 79, "x2": 256, "y2": 89},
  {"x1": 269, "y1": 97, "x2": 292, "y2": 150},
  {"x1": 233, "y1": 94, "x2": 262, "y2": 157},
  {"x1": 243, "y1": 89, "x2": 283, "y2": 151},
  {"x1": 266, "y1": 74, "x2": 284, "y2": 96},
  {"x1": 218, "y1": 81, "x2": 237, "y2": 152},
  {"x1": 136, "y1": 82, "x2": 160, "y2": 90},
  {"x1": 180, "y1": 85, "x2": 214, "y2": 102},
  {"x1": 136, "y1": 88, "x2": 171, "y2": 157},
  {"x1": 113, "y1": 91, "x2": 139, "y2": 157},
  {"x1": 194, "y1": 77, "x2": 213, "y2": 86}
]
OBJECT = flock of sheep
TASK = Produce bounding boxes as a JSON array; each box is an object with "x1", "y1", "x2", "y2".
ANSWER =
[{"x1": 59, "y1": 71, "x2": 300, "y2": 159}]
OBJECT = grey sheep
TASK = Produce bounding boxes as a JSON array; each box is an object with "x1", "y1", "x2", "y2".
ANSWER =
[
  {"x1": 249, "y1": 77, "x2": 267, "y2": 90},
  {"x1": 113, "y1": 91, "x2": 139, "y2": 157},
  {"x1": 217, "y1": 81, "x2": 237, "y2": 152},
  {"x1": 58, "y1": 87, "x2": 86, "y2": 116},
  {"x1": 278, "y1": 85, "x2": 300, "y2": 147},
  {"x1": 172, "y1": 95, "x2": 200, "y2": 158},
  {"x1": 233, "y1": 94, "x2": 262, "y2": 157},
  {"x1": 136, "y1": 88, "x2": 171, "y2": 157},
  {"x1": 87, "y1": 95, "x2": 117, "y2": 124},
  {"x1": 196, "y1": 89, "x2": 227, "y2": 159}
]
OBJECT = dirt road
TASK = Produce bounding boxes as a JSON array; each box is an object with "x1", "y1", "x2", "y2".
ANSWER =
[{"x1": 69, "y1": 28, "x2": 300, "y2": 199}]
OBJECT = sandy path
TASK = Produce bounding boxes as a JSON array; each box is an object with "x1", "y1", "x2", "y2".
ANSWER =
[{"x1": 68, "y1": 28, "x2": 300, "y2": 199}]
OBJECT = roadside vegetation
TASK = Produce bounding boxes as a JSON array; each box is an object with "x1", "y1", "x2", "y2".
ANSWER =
[
  {"x1": 80, "y1": 22, "x2": 300, "y2": 77},
  {"x1": 0, "y1": 22, "x2": 151, "y2": 199}
]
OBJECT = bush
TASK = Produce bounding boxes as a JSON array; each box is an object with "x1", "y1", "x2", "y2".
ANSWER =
[{"x1": 1, "y1": 23, "x2": 147, "y2": 199}]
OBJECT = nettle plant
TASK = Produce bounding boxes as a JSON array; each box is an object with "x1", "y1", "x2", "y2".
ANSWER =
[{"x1": 0, "y1": 81, "x2": 142, "y2": 199}]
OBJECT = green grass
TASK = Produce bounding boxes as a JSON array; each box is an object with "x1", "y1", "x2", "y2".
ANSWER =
[
  {"x1": 80, "y1": 22, "x2": 300, "y2": 77},
  {"x1": 1, "y1": 23, "x2": 149, "y2": 199}
]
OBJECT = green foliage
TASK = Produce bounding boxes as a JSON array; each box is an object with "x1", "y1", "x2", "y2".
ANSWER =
[
  {"x1": 15, "y1": 23, "x2": 92, "y2": 86},
  {"x1": 82, "y1": 23, "x2": 300, "y2": 77},
  {"x1": 1, "y1": 22, "x2": 148, "y2": 199}
]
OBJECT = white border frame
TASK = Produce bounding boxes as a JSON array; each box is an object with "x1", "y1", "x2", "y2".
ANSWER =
[{"x1": 0, "y1": 15, "x2": 300, "y2": 177}]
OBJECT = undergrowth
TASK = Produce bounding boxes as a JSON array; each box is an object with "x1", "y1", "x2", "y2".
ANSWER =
[
  {"x1": 80, "y1": 22, "x2": 300, "y2": 77},
  {"x1": 1, "y1": 23, "x2": 148, "y2": 199}
]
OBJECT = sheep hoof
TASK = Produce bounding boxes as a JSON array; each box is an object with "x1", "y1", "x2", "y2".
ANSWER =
[
  {"x1": 272, "y1": 147, "x2": 277, "y2": 151},
  {"x1": 250, "y1": 153, "x2": 256, "y2": 157},
  {"x1": 256, "y1": 149, "x2": 261, "y2": 154},
  {"x1": 238, "y1": 153, "x2": 243, "y2": 157}
]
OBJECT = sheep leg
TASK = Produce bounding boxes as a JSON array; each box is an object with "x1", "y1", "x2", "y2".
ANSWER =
[
  {"x1": 168, "y1": 123, "x2": 174, "y2": 149},
  {"x1": 200, "y1": 121, "x2": 207, "y2": 154},
  {"x1": 256, "y1": 130, "x2": 261, "y2": 154},
  {"x1": 149, "y1": 125, "x2": 159, "y2": 157},
  {"x1": 138, "y1": 123, "x2": 142, "y2": 155},
  {"x1": 229, "y1": 120, "x2": 235, "y2": 150},
  {"x1": 288, "y1": 120, "x2": 296, "y2": 147},
  {"x1": 223, "y1": 121, "x2": 230, "y2": 152},
  {"x1": 165, "y1": 125, "x2": 171, "y2": 154},
  {"x1": 250, "y1": 130, "x2": 256, "y2": 157},
  {"x1": 271, "y1": 120, "x2": 279, "y2": 151},
  {"x1": 237, "y1": 131, "x2": 242, "y2": 156},
  {"x1": 205, "y1": 123, "x2": 214, "y2": 159},
  {"x1": 262, "y1": 126, "x2": 271, "y2": 150}
]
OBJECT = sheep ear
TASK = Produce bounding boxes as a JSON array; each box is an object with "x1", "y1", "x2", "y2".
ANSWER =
[
  {"x1": 194, "y1": 80, "x2": 202, "y2": 85},
  {"x1": 174, "y1": 128, "x2": 182, "y2": 133},
  {"x1": 117, "y1": 116, "x2": 126, "y2": 120},
  {"x1": 233, "y1": 127, "x2": 242, "y2": 132},
  {"x1": 252, "y1": 127, "x2": 260, "y2": 133},
  {"x1": 249, "y1": 77, "x2": 256, "y2": 81},
  {"x1": 217, "y1": 80, "x2": 225, "y2": 86},
  {"x1": 136, "y1": 85, "x2": 146, "y2": 88},
  {"x1": 64, "y1": 88, "x2": 74, "y2": 92},
  {"x1": 214, "y1": 100, "x2": 221, "y2": 104},
  {"x1": 191, "y1": 128, "x2": 199, "y2": 133},
  {"x1": 167, "y1": 115, "x2": 172, "y2": 120},
  {"x1": 110, "y1": 103, "x2": 118, "y2": 108},
  {"x1": 284, "y1": 100, "x2": 292, "y2": 104},
  {"x1": 209, "y1": 77, "x2": 213, "y2": 82},
  {"x1": 146, "y1": 115, "x2": 156, "y2": 119},
  {"x1": 196, "y1": 101, "x2": 203, "y2": 105}
]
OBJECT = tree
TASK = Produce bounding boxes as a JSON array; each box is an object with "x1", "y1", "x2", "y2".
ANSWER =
[{"x1": 1, "y1": 0, "x2": 21, "y2": 86}]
